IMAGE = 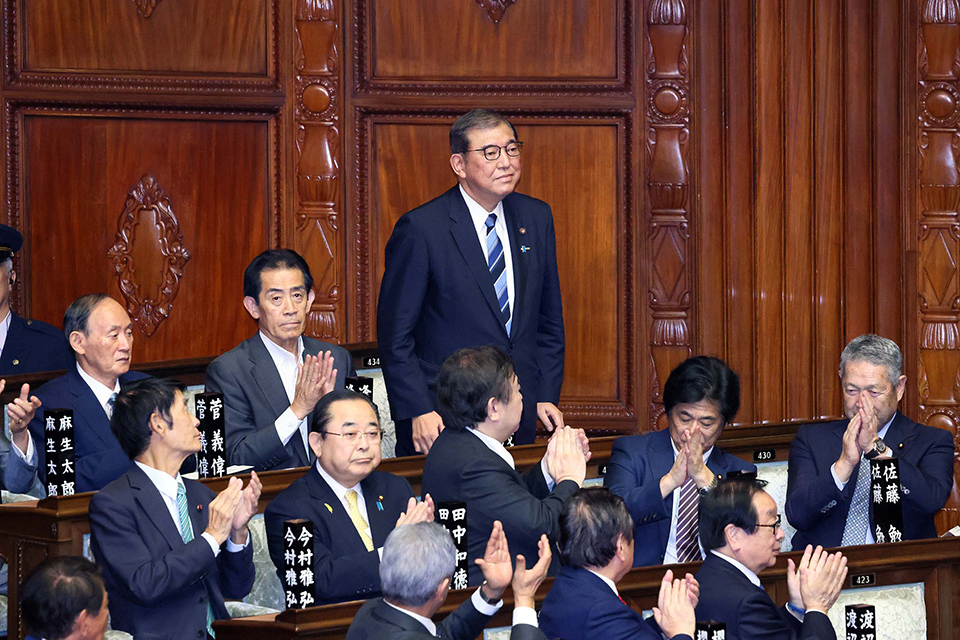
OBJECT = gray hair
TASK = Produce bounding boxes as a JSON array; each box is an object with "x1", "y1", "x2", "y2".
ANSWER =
[
  {"x1": 839, "y1": 334, "x2": 903, "y2": 386},
  {"x1": 62, "y1": 293, "x2": 110, "y2": 343},
  {"x1": 380, "y1": 522, "x2": 455, "y2": 607}
]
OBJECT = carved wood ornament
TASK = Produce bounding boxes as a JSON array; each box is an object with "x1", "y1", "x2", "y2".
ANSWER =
[
  {"x1": 645, "y1": 0, "x2": 690, "y2": 428},
  {"x1": 476, "y1": 0, "x2": 516, "y2": 23},
  {"x1": 107, "y1": 175, "x2": 191, "y2": 337},
  {"x1": 131, "y1": 0, "x2": 161, "y2": 18}
]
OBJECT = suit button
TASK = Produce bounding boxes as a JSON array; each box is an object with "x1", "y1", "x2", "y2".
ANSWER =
[
  {"x1": 197, "y1": 631, "x2": 204, "y2": 638},
  {"x1": 26, "y1": 320, "x2": 32, "y2": 325},
  {"x1": 12, "y1": 359, "x2": 18, "y2": 365},
  {"x1": 200, "y1": 596, "x2": 206, "y2": 604}
]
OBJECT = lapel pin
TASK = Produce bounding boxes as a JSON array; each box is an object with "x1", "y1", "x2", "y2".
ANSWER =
[
  {"x1": 377, "y1": 496, "x2": 384, "y2": 511},
  {"x1": 324, "y1": 502, "x2": 333, "y2": 513},
  {"x1": 196, "y1": 504, "x2": 203, "y2": 511},
  {"x1": 519, "y1": 227, "x2": 526, "y2": 235},
  {"x1": 898, "y1": 443, "x2": 904, "y2": 449},
  {"x1": 520, "y1": 245, "x2": 530, "y2": 253}
]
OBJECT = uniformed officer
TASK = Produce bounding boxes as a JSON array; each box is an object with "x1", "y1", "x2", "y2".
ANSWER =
[{"x1": 0, "y1": 224, "x2": 72, "y2": 376}]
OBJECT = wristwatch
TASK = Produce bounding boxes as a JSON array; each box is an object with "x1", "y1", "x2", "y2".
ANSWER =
[
  {"x1": 698, "y1": 475, "x2": 720, "y2": 496},
  {"x1": 478, "y1": 581, "x2": 500, "y2": 605},
  {"x1": 863, "y1": 438, "x2": 888, "y2": 460}
]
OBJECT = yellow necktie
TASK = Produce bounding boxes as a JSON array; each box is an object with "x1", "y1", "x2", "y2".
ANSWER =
[{"x1": 345, "y1": 490, "x2": 374, "y2": 551}]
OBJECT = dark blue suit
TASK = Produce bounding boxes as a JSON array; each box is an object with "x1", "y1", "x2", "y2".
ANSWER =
[
  {"x1": 0, "y1": 312, "x2": 72, "y2": 375},
  {"x1": 785, "y1": 412, "x2": 954, "y2": 550},
  {"x1": 4, "y1": 367, "x2": 148, "y2": 494},
  {"x1": 377, "y1": 186, "x2": 564, "y2": 452},
  {"x1": 264, "y1": 465, "x2": 414, "y2": 605},
  {"x1": 539, "y1": 566, "x2": 692, "y2": 640},
  {"x1": 89, "y1": 465, "x2": 254, "y2": 640},
  {"x1": 205, "y1": 334, "x2": 355, "y2": 471},
  {"x1": 604, "y1": 429, "x2": 756, "y2": 566},
  {"x1": 695, "y1": 552, "x2": 834, "y2": 640},
  {"x1": 421, "y1": 428, "x2": 579, "y2": 586}
]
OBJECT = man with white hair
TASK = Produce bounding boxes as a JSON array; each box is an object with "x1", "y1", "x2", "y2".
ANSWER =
[
  {"x1": 346, "y1": 521, "x2": 549, "y2": 640},
  {"x1": 786, "y1": 334, "x2": 954, "y2": 549}
]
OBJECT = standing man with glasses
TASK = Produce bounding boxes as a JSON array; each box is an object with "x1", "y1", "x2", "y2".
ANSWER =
[
  {"x1": 265, "y1": 390, "x2": 435, "y2": 605},
  {"x1": 378, "y1": 108, "x2": 566, "y2": 456}
]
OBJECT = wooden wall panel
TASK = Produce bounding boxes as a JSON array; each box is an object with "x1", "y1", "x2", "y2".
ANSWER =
[
  {"x1": 21, "y1": 0, "x2": 267, "y2": 74},
  {"x1": 368, "y1": 0, "x2": 619, "y2": 81},
  {"x1": 18, "y1": 113, "x2": 273, "y2": 364}
]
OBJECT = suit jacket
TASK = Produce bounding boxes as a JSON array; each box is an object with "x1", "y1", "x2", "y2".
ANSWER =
[
  {"x1": 89, "y1": 465, "x2": 255, "y2": 640},
  {"x1": 4, "y1": 368, "x2": 148, "y2": 494},
  {"x1": 0, "y1": 312, "x2": 72, "y2": 375},
  {"x1": 695, "y1": 552, "x2": 835, "y2": 640},
  {"x1": 422, "y1": 428, "x2": 579, "y2": 586},
  {"x1": 377, "y1": 186, "x2": 564, "y2": 447},
  {"x1": 539, "y1": 566, "x2": 692, "y2": 640},
  {"x1": 345, "y1": 596, "x2": 546, "y2": 640},
  {"x1": 205, "y1": 334, "x2": 355, "y2": 471},
  {"x1": 264, "y1": 465, "x2": 414, "y2": 605},
  {"x1": 785, "y1": 412, "x2": 954, "y2": 550},
  {"x1": 604, "y1": 429, "x2": 757, "y2": 566}
]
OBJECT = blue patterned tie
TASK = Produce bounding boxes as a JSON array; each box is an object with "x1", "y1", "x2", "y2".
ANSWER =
[
  {"x1": 485, "y1": 214, "x2": 512, "y2": 335},
  {"x1": 177, "y1": 483, "x2": 216, "y2": 637},
  {"x1": 841, "y1": 459, "x2": 871, "y2": 546}
]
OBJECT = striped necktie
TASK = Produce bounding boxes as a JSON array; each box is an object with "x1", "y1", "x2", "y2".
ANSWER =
[
  {"x1": 177, "y1": 483, "x2": 217, "y2": 637},
  {"x1": 345, "y1": 490, "x2": 375, "y2": 552},
  {"x1": 485, "y1": 213, "x2": 512, "y2": 335},
  {"x1": 841, "y1": 459, "x2": 872, "y2": 546},
  {"x1": 675, "y1": 478, "x2": 702, "y2": 563}
]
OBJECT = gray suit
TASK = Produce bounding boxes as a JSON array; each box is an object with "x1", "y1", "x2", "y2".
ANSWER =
[{"x1": 205, "y1": 334, "x2": 355, "y2": 471}]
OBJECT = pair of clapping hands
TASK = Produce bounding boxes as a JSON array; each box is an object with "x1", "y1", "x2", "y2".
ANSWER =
[
  {"x1": 660, "y1": 425, "x2": 714, "y2": 498},
  {"x1": 203, "y1": 472, "x2": 264, "y2": 546},
  {"x1": 544, "y1": 425, "x2": 591, "y2": 486},
  {"x1": 786, "y1": 544, "x2": 848, "y2": 615}
]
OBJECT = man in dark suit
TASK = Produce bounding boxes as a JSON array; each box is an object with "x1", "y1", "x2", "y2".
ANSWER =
[
  {"x1": 786, "y1": 334, "x2": 955, "y2": 549},
  {"x1": 4, "y1": 294, "x2": 149, "y2": 494},
  {"x1": 265, "y1": 389, "x2": 434, "y2": 605},
  {"x1": 346, "y1": 520, "x2": 550, "y2": 640},
  {"x1": 20, "y1": 556, "x2": 109, "y2": 640},
  {"x1": 422, "y1": 346, "x2": 589, "y2": 586},
  {"x1": 605, "y1": 356, "x2": 756, "y2": 566},
  {"x1": 378, "y1": 108, "x2": 565, "y2": 456},
  {"x1": 696, "y1": 477, "x2": 846, "y2": 640},
  {"x1": 0, "y1": 223, "x2": 72, "y2": 376},
  {"x1": 89, "y1": 378, "x2": 259, "y2": 640},
  {"x1": 539, "y1": 488, "x2": 697, "y2": 640},
  {"x1": 206, "y1": 249, "x2": 355, "y2": 471}
]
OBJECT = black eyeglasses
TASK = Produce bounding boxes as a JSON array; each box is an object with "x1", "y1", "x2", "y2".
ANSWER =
[
  {"x1": 754, "y1": 514, "x2": 782, "y2": 531},
  {"x1": 466, "y1": 142, "x2": 524, "y2": 161}
]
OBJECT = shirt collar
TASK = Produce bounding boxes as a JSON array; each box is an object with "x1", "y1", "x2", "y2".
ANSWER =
[
  {"x1": 467, "y1": 427, "x2": 515, "y2": 470},
  {"x1": 586, "y1": 569, "x2": 619, "y2": 596},
  {"x1": 259, "y1": 331, "x2": 304, "y2": 366},
  {"x1": 76, "y1": 362, "x2": 120, "y2": 408},
  {"x1": 384, "y1": 600, "x2": 437, "y2": 636},
  {"x1": 314, "y1": 459, "x2": 362, "y2": 500},
  {"x1": 878, "y1": 415, "x2": 895, "y2": 440},
  {"x1": 459, "y1": 184, "x2": 505, "y2": 226},
  {"x1": 0, "y1": 308, "x2": 11, "y2": 351},
  {"x1": 710, "y1": 549, "x2": 761, "y2": 587},
  {"x1": 134, "y1": 461, "x2": 183, "y2": 503}
]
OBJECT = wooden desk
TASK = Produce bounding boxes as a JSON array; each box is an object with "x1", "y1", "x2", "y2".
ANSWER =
[{"x1": 213, "y1": 537, "x2": 960, "y2": 639}]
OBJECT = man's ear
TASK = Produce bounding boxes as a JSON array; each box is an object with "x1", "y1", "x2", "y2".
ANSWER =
[
  {"x1": 485, "y1": 396, "x2": 499, "y2": 422},
  {"x1": 242, "y1": 296, "x2": 261, "y2": 321},
  {"x1": 450, "y1": 153, "x2": 466, "y2": 179},
  {"x1": 308, "y1": 431, "x2": 324, "y2": 460},
  {"x1": 616, "y1": 534, "x2": 632, "y2": 561},
  {"x1": 149, "y1": 411, "x2": 167, "y2": 437},
  {"x1": 723, "y1": 523, "x2": 742, "y2": 551},
  {"x1": 434, "y1": 577, "x2": 451, "y2": 601},
  {"x1": 69, "y1": 330, "x2": 86, "y2": 355}
]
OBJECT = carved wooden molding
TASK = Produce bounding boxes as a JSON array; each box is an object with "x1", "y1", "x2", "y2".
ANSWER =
[
  {"x1": 476, "y1": 0, "x2": 516, "y2": 23},
  {"x1": 132, "y1": 0, "x2": 161, "y2": 18},
  {"x1": 645, "y1": 0, "x2": 690, "y2": 429},
  {"x1": 107, "y1": 175, "x2": 191, "y2": 337}
]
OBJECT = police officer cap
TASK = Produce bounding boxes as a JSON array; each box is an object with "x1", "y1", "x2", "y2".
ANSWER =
[{"x1": 0, "y1": 224, "x2": 22, "y2": 261}]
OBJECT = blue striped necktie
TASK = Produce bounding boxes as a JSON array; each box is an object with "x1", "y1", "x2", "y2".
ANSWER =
[
  {"x1": 485, "y1": 213, "x2": 512, "y2": 334},
  {"x1": 177, "y1": 483, "x2": 217, "y2": 637}
]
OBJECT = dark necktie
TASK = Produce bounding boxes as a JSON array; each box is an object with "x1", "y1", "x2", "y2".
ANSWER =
[{"x1": 485, "y1": 214, "x2": 512, "y2": 334}]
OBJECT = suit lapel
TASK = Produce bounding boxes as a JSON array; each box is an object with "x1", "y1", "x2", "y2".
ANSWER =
[
  {"x1": 184, "y1": 480, "x2": 210, "y2": 542},
  {"x1": 307, "y1": 466, "x2": 372, "y2": 554},
  {"x1": 67, "y1": 368, "x2": 114, "y2": 448},
  {"x1": 361, "y1": 474, "x2": 393, "y2": 546},
  {"x1": 246, "y1": 336, "x2": 310, "y2": 466},
  {"x1": 0, "y1": 312, "x2": 23, "y2": 370},
  {"x1": 883, "y1": 412, "x2": 910, "y2": 450},
  {"x1": 448, "y1": 189, "x2": 509, "y2": 332},
  {"x1": 502, "y1": 196, "x2": 526, "y2": 334},
  {"x1": 129, "y1": 466, "x2": 187, "y2": 551}
]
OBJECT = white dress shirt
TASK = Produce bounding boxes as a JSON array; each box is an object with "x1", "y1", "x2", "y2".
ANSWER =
[
  {"x1": 587, "y1": 568, "x2": 621, "y2": 596},
  {"x1": 467, "y1": 428, "x2": 555, "y2": 491},
  {"x1": 460, "y1": 185, "x2": 515, "y2": 330},
  {"x1": 134, "y1": 461, "x2": 248, "y2": 556},
  {"x1": 663, "y1": 442, "x2": 714, "y2": 564},
  {"x1": 0, "y1": 308, "x2": 11, "y2": 359},
  {"x1": 830, "y1": 417, "x2": 894, "y2": 544},
  {"x1": 259, "y1": 332, "x2": 312, "y2": 456}
]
